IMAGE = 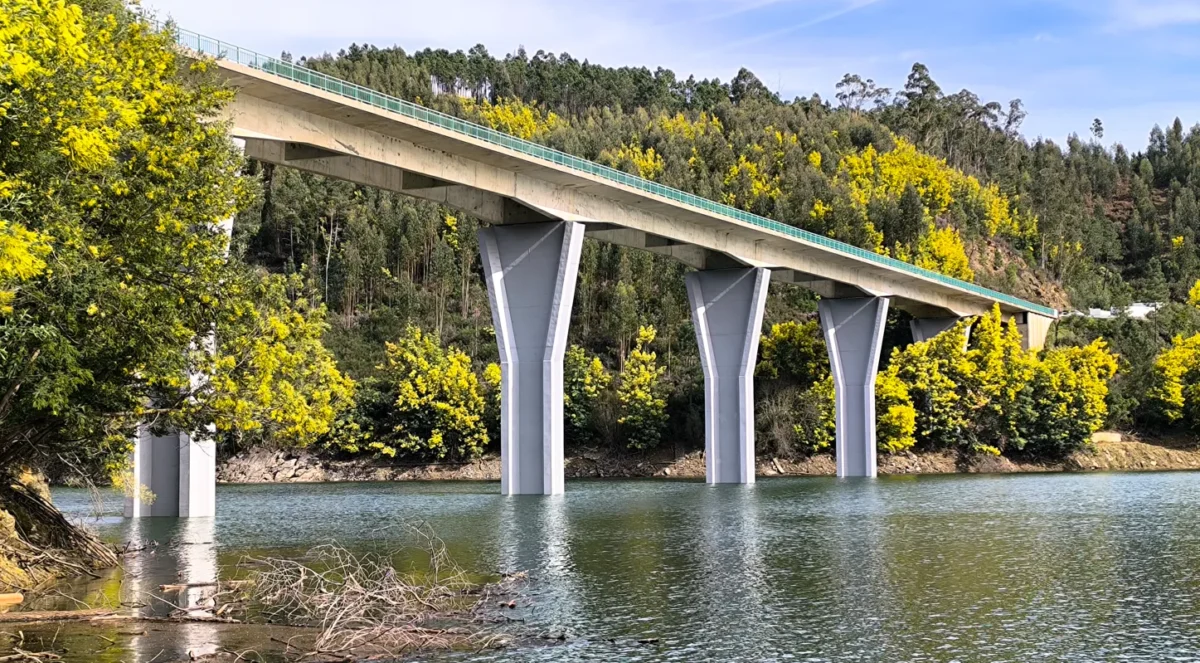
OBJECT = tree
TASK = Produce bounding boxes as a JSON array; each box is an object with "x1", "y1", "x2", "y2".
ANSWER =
[
  {"x1": 0, "y1": 0, "x2": 253, "y2": 472},
  {"x1": 201, "y1": 274, "x2": 356, "y2": 449},
  {"x1": 730, "y1": 68, "x2": 775, "y2": 105},
  {"x1": 835, "y1": 74, "x2": 890, "y2": 114},
  {"x1": 0, "y1": 222, "x2": 50, "y2": 314},
  {"x1": 1021, "y1": 341, "x2": 1117, "y2": 457},
  {"x1": 617, "y1": 326, "x2": 668, "y2": 450},
  {"x1": 564, "y1": 345, "x2": 611, "y2": 445},
  {"x1": 0, "y1": 0, "x2": 363, "y2": 579},
  {"x1": 1091, "y1": 118, "x2": 1104, "y2": 141},
  {"x1": 757, "y1": 321, "x2": 827, "y2": 385},
  {"x1": 374, "y1": 326, "x2": 489, "y2": 460},
  {"x1": 876, "y1": 365, "x2": 917, "y2": 453}
]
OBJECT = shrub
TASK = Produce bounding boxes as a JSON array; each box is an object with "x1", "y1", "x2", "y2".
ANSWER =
[
  {"x1": 617, "y1": 327, "x2": 669, "y2": 450},
  {"x1": 371, "y1": 326, "x2": 489, "y2": 460},
  {"x1": 564, "y1": 346, "x2": 612, "y2": 445}
]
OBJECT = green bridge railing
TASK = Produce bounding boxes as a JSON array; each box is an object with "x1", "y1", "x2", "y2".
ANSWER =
[{"x1": 171, "y1": 25, "x2": 1057, "y2": 317}]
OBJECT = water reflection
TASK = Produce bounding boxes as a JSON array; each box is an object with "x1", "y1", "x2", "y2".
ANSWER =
[{"x1": 39, "y1": 472, "x2": 1200, "y2": 662}]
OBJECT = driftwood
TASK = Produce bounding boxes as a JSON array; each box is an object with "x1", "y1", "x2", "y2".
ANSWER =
[
  {"x1": 0, "y1": 650, "x2": 62, "y2": 662},
  {"x1": 0, "y1": 608, "x2": 118, "y2": 623}
]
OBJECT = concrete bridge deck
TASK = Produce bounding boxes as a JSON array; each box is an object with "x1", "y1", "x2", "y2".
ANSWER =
[{"x1": 179, "y1": 29, "x2": 1053, "y2": 321}]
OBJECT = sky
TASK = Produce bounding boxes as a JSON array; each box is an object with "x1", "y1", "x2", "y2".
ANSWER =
[{"x1": 141, "y1": 0, "x2": 1200, "y2": 150}]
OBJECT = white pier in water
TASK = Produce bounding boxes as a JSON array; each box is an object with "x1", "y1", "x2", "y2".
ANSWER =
[{"x1": 126, "y1": 28, "x2": 1059, "y2": 514}]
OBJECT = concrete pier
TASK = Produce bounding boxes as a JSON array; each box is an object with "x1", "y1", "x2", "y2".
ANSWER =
[
  {"x1": 1017, "y1": 312, "x2": 1054, "y2": 351},
  {"x1": 124, "y1": 428, "x2": 216, "y2": 518},
  {"x1": 686, "y1": 268, "x2": 770, "y2": 485},
  {"x1": 910, "y1": 317, "x2": 963, "y2": 344},
  {"x1": 479, "y1": 221, "x2": 585, "y2": 495},
  {"x1": 819, "y1": 297, "x2": 890, "y2": 478}
]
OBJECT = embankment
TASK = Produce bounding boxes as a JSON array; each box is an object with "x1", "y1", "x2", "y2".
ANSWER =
[{"x1": 218, "y1": 433, "x2": 1200, "y2": 484}]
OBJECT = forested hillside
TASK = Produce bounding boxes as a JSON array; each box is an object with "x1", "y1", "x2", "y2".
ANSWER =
[{"x1": 230, "y1": 39, "x2": 1200, "y2": 458}]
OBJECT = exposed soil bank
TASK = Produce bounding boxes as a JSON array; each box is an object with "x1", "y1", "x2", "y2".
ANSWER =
[
  {"x1": 217, "y1": 433, "x2": 1200, "y2": 484},
  {"x1": 0, "y1": 472, "x2": 118, "y2": 592}
]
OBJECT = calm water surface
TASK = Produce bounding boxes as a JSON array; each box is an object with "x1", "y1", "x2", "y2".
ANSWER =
[{"x1": 37, "y1": 472, "x2": 1200, "y2": 661}]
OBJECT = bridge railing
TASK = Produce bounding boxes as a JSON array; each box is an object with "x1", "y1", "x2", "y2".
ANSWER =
[{"x1": 168, "y1": 23, "x2": 1057, "y2": 318}]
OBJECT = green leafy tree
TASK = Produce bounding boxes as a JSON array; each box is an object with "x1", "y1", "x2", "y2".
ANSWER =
[{"x1": 0, "y1": 0, "x2": 254, "y2": 473}]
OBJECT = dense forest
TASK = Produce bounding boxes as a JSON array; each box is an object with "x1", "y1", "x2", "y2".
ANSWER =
[{"x1": 218, "y1": 38, "x2": 1200, "y2": 459}]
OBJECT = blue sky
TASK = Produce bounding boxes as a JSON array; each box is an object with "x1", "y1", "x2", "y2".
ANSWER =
[{"x1": 144, "y1": 0, "x2": 1200, "y2": 149}]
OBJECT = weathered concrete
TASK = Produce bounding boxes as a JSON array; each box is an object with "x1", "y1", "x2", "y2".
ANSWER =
[
  {"x1": 819, "y1": 297, "x2": 890, "y2": 479},
  {"x1": 686, "y1": 268, "x2": 771, "y2": 485},
  {"x1": 479, "y1": 221, "x2": 584, "y2": 495}
]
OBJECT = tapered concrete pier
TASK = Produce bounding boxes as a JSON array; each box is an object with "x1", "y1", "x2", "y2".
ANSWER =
[
  {"x1": 819, "y1": 297, "x2": 890, "y2": 478},
  {"x1": 479, "y1": 221, "x2": 585, "y2": 495},
  {"x1": 686, "y1": 268, "x2": 770, "y2": 485}
]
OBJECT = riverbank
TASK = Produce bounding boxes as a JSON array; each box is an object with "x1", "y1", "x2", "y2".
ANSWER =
[{"x1": 217, "y1": 433, "x2": 1200, "y2": 484}]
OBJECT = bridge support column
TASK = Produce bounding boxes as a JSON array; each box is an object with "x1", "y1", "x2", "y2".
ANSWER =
[
  {"x1": 480, "y1": 221, "x2": 585, "y2": 496},
  {"x1": 124, "y1": 427, "x2": 217, "y2": 518},
  {"x1": 819, "y1": 297, "x2": 890, "y2": 478},
  {"x1": 686, "y1": 268, "x2": 770, "y2": 485},
  {"x1": 1017, "y1": 312, "x2": 1053, "y2": 351},
  {"x1": 910, "y1": 317, "x2": 972, "y2": 346}
]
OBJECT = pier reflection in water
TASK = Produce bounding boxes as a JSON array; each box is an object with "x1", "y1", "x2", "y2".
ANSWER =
[{"x1": 29, "y1": 471, "x2": 1200, "y2": 662}]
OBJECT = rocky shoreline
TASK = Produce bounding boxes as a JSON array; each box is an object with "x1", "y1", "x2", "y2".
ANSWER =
[{"x1": 217, "y1": 433, "x2": 1200, "y2": 484}]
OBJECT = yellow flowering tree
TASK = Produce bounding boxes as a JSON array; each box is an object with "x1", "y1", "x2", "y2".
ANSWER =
[
  {"x1": 460, "y1": 98, "x2": 560, "y2": 140},
  {"x1": 481, "y1": 361, "x2": 502, "y2": 440},
  {"x1": 1020, "y1": 341, "x2": 1117, "y2": 456},
  {"x1": 564, "y1": 345, "x2": 611, "y2": 445},
  {"x1": 791, "y1": 376, "x2": 836, "y2": 453},
  {"x1": 876, "y1": 365, "x2": 917, "y2": 453},
  {"x1": 822, "y1": 136, "x2": 1036, "y2": 279},
  {"x1": 617, "y1": 326, "x2": 668, "y2": 450},
  {"x1": 915, "y1": 224, "x2": 975, "y2": 281},
  {"x1": 883, "y1": 307, "x2": 1117, "y2": 458},
  {"x1": 0, "y1": 220, "x2": 50, "y2": 313},
  {"x1": 0, "y1": 0, "x2": 257, "y2": 472},
  {"x1": 757, "y1": 320, "x2": 828, "y2": 385},
  {"x1": 888, "y1": 320, "x2": 973, "y2": 450},
  {"x1": 200, "y1": 274, "x2": 356, "y2": 448},
  {"x1": 1149, "y1": 279, "x2": 1200, "y2": 428},
  {"x1": 377, "y1": 326, "x2": 489, "y2": 460},
  {"x1": 600, "y1": 142, "x2": 665, "y2": 180},
  {"x1": 969, "y1": 306, "x2": 1036, "y2": 449}
]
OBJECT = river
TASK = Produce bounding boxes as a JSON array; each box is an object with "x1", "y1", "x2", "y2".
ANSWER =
[{"x1": 27, "y1": 471, "x2": 1200, "y2": 661}]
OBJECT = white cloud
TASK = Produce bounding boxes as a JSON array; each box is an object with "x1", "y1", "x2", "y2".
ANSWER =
[{"x1": 719, "y1": 0, "x2": 884, "y2": 51}]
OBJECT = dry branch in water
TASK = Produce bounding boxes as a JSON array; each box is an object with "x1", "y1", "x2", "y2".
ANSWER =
[{"x1": 243, "y1": 523, "x2": 522, "y2": 657}]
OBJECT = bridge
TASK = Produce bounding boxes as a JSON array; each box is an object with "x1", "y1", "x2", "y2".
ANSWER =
[{"x1": 126, "y1": 27, "x2": 1058, "y2": 516}]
